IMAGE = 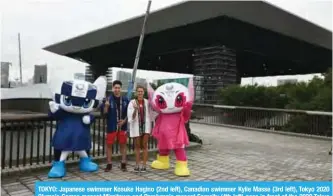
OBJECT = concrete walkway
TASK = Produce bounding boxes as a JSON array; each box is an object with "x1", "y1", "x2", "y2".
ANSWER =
[{"x1": 1, "y1": 123, "x2": 332, "y2": 196}]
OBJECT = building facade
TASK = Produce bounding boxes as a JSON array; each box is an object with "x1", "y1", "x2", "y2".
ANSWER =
[
  {"x1": 33, "y1": 64, "x2": 48, "y2": 84},
  {"x1": 116, "y1": 70, "x2": 147, "y2": 90},
  {"x1": 193, "y1": 46, "x2": 238, "y2": 104},
  {"x1": 116, "y1": 70, "x2": 131, "y2": 90},
  {"x1": 85, "y1": 65, "x2": 94, "y2": 83},
  {"x1": 1, "y1": 62, "x2": 11, "y2": 88},
  {"x1": 277, "y1": 79, "x2": 298, "y2": 86},
  {"x1": 106, "y1": 67, "x2": 113, "y2": 89},
  {"x1": 74, "y1": 73, "x2": 85, "y2": 80}
]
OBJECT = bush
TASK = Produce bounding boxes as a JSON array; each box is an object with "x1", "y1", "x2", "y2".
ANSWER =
[
  {"x1": 218, "y1": 69, "x2": 332, "y2": 111},
  {"x1": 217, "y1": 69, "x2": 332, "y2": 135}
]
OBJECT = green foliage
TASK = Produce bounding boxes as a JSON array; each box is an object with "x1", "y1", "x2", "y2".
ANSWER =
[
  {"x1": 217, "y1": 68, "x2": 332, "y2": 135},
  {"x1": 324, "y1": 68, "x2": 332, "y2": 87},
  {"x1": 283, "y1": 115, "x2": 311, "y2": 134},
  {"x1": 218, "y1": 84, "x2": 289, "y2": 108},
  {"x1": 218, "y1": 68, "x2": 332, "y2": 112}
]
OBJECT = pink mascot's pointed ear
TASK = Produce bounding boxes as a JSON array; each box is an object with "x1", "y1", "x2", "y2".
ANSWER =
[
  {"x1": 147, "y1": 83, "x2": 159, "y2": 112},
  {"x1": 147, "y1": 83, "x2": 155, "y2": 103},
  {"x1": 188, "y1": 77, "x2": 194, "y2": 104}
]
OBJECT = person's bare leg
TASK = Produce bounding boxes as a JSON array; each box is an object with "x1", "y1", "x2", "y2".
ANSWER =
[
  {"x1": 105, "y1": 144, "x2": 113, "y2": 171},
  {"x1": 142, "y1": 134, "x2": 149, "y2": 167},
  {"x1": 120, "y1": 143, "x2": 127, "y2": 162},
  {"x1": 107, "y1": 144, "x2": 113, "y2": 163},
  {"x1": 134, "y1": 137, "x2": 141, "y2": 172},
  {"x1": 118, "y1": 131, "x2": 128, "y2": 171},
  {"x1": 141, "y1": 134, "x2": 149, "y2": 172}
]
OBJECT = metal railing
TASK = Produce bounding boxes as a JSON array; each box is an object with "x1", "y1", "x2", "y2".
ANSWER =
[
  {"x1": 2, "y1": 104, "x2": 331, "y2": 170},
  {"x1": 1, "y1": 113, "x2": 157, "y2": 170},
  {"x1": 191, "y1": 104, "x2": 332, "y2": 137}
]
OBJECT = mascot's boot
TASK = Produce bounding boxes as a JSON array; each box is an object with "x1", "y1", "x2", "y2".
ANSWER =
[
  {"x1": 79, "y1": 157, "x2": 98, "y2": 172},
  {"x1": 48, "y1": 161, "x2": 66, "y2": 178},
  {"x1": 174, "y1": 160, "x2": 190, "y2": 177},
  {"x1": 151, "y1": 155, "x2": 170, "y2": 170}
]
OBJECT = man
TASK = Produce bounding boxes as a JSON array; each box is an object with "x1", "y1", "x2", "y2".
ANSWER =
[
  {"x1": 127, "y1": 85, "x2": 152, "y2": 172},
  {"x1": 102, "y1": 80, "x2": 129, "y2": 171}
]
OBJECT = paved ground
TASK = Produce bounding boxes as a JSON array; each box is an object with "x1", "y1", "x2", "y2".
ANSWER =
[{"x1": 1, "y1": 123, "x2": 332, "y2": 195}]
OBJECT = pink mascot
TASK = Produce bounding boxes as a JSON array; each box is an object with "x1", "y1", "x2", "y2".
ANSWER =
[{"x1": 148, "y1": 78, "x2": 194, "y2": 177}]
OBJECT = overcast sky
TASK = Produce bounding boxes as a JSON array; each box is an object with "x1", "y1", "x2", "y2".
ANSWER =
[{"x1": 0, "y1": 0, "x2": 332, "y2": 84}]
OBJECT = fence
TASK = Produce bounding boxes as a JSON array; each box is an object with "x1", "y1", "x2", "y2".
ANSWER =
[
  {"x1": 2, "y1": 104, "x2": 332, "y2": 170},
  {"x1": 1, "y1": 113, "x2": 157, "y2": 170},
  {"x1": 191, "y1": 104, "x2": 332, "y2": 137}
]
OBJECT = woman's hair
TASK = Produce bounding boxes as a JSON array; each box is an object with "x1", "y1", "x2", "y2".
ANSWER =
[{"x1": 136, "y1": 85, "x2": 145, "y2": 91}]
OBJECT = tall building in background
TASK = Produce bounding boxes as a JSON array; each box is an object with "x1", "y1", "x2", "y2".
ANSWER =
[
  {"x1": 116, "y1": 70, "x2": 132, "y2": 90},
  {"x1": 85, "y1": 65, "x2": 113, "y2": 91},
  {"x1": 136, "y1": 77, "x2": 147, "y2": 87},
  {"x1": 106, "y1": 67, "x2": 113, "y2": 90},
  {"x1": 116, "y1": 70, "x2": 147, "y2": 91},
  {"x1": 33, "y1": 64, "x2": 48, "y2": 84},
  {"x1": 194, "y1": 75, "x2": 203, "y2": 102},
  {"x1": 1, "y1": 62, "x2": 11, "y2": 88},
  {"x1": 85, "y1": 65, "x2": 94, "y2": 82},
  {"x1": 74, "y1": 73, "x2": 85, "y2": 80},
  {"x1": 193, "y1": 46, "x2": 237, "y2": 104}
]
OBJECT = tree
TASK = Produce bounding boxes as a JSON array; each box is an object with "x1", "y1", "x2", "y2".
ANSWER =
[
  {"x1": 216, "y1": 68, "x2": 332, "y2": 135},
  {"x1": 218, "y1": 68, "x2": 332, "y2": 111}
]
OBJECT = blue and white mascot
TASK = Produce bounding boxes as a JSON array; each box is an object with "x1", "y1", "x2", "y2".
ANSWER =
[{"x1": 48, "y1": 76, "x2": 107, "y2": 178}]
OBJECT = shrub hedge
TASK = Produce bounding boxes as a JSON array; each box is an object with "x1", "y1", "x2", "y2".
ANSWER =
[{"x1": 217, "y1": 68, "x2": 332, "y2": 135}]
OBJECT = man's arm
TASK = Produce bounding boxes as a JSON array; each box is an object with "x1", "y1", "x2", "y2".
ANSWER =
[
  {"x1": 101, "y1": 97, "x2": 110, "y2": 115},
  {"x1": 120, "y1": 98, "x2": 130, "y2": 125},
  {"x1": 124, "y1": 98, "x2": 130, "y2": 123}
]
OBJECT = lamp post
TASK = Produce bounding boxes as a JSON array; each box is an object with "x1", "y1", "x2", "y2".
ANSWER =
[{"x1": 127, "y1": 0, "x2": 152, "y2": 99}]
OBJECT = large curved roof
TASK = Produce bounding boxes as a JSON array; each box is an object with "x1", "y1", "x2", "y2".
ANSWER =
[{"x1": 44, "y1": 0, "x2": 332, "y2": 56}]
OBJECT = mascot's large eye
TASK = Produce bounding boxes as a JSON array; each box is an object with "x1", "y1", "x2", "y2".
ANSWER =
[
  {"x1": 83, "y1": 98, "x2": 93, "y2": 108},
  {"x1": 175, "y1": 93, "x2": 186, "y2": 107},
  {"x1": 63, "y1": 96, "x2": 72, "y2": 106},
  {"x1": 155, "y1": 95, "x2": 167, "y2": 109}
]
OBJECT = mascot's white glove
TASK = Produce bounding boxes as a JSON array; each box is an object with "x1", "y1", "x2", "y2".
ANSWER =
[
  {"x1": 82, "y1": 115, "x2": 91, "y2": 125},
  {"x1": 49, "y1": 101, "x2": 60, "y2": 113}
]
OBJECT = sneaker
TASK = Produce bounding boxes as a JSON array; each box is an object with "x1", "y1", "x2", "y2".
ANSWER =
[
  {"x1": 104, "y1": 163, "x2": 112, "y2": 172},
  {"x1": 140, "y1": 166, "x2": 147, "y2": 173},
  {"x1": 134, "y1": 165, "x2": 140, "y2": 173},
  {"x1": 121, "y1": 162, "x2": 127, "y2": 172}
]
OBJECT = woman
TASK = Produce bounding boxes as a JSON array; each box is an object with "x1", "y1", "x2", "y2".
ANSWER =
[{"x1": 127, "y1": 85, "x2": 152, "y2": 172}]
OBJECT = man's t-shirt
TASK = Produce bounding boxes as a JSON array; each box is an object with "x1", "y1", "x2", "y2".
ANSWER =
[{"x1": 114, "y1": 95, "x2": 121, "y2": 120}]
